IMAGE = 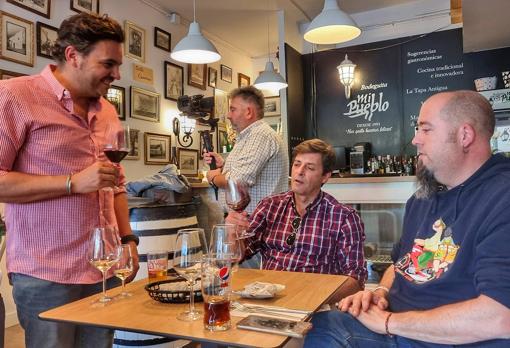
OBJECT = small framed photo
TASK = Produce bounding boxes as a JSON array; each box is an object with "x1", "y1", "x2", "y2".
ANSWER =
[
  {"x1": 208, "y1": 67, "x2": 217, "y2": 88},
  {"x1": 177, "y1": 148, "x2": 199, "y2": 177},
  {"x1": 264, "y1": 97, "x2": 281, "y2": 117},
  {"x1": 36, "y1": 22, "x2": 58, "y2": 59},
  {"x1": 126, "y1": 128, "x2": 140, "y2": 160},
  {"x1": 144, "y1": 132, "x2": 171, "y2": 165},
  {"x1": 105, "y1": 85, "x2": 126, "y2": 120},
  {"x1": 238, "y1": 73, "x2": 250, "y2": 88},
  {"x1": 164, "y1": 61, "x2": 183, "y2": 101},
  {"x1": 70, "y1": 0, "x2": 99, "y2": 14},
  {"x1": 154, "y1": 27, "x2": 171, "y2": 52},
  {"x1": 7, "y1": 0, "x2": 51, "y2": 19},
  {"x1": 213, "y1": 88, "x2": 229, "y2": 125},
  {"x1": 188, "y1": 64, "x2": 207, "y2": 90},
  {"x1": 130, "y1": 86, "x2": 160, "y2": 122},
  {"x1": 221, "y1": 64, "x2": 232, "y2": 83},
  {"x1": 0, "y1": 11, "x2": 34, "y2": 67},
  {"x1": 125, "y1": 21, "x2": 145, "y2": 63},
  {"x1": 0, "y1": 69, "x2": 26, "y2": 80},
  {"x1": 217, "y1": 127, "x2": 229, "y2": 153}
]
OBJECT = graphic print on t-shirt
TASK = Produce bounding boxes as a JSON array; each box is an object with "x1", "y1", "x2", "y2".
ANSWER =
[{"x1": 395, "y1": 218, "x2": 460, "y2": 284}]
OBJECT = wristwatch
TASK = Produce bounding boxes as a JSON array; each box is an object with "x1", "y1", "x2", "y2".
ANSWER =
[{"x1": 121, "y1": 234, "x2": 139, "y2": 246}]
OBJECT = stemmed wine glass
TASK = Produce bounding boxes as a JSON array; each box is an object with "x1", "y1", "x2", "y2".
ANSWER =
[
  {"x1": 103, "y1": 124, "x2": 131, "y2": 165},
  {"x1": 173, "y1": 228, "x2": 208, "y2": 321},
  {"x1": 88, "y1": 226, "x2": 120, "y2": 304},
  {"x1": 114, "y1": 244, "x2": 134, "y2": 297},
  {"x1": 209, "y1": 224, "x2": 243, "y2": 272},
  {"x1": 225, "y1": 178, "x2": 254, "y2": 238}
]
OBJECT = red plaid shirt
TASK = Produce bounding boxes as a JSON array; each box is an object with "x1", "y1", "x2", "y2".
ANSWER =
[{"x1": 245, "y1": 191, "x2": 367, "y2": 285}]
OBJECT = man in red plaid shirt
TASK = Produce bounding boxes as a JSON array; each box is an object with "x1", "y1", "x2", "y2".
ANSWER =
[{"x1": 227, "y1": 139, "x2": 366, "y2": 297}]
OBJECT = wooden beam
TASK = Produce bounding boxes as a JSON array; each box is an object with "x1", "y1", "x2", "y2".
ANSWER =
[{"x1": 451, "y1": 0, "x2": 463, "y2": 24}]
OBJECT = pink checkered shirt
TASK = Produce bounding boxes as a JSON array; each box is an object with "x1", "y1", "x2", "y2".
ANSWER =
[
  {"x1": 245, "y1": 191, "x2": 367, "y2": 285},
  {"x1": 0, "y1": 65, "x2": 126, "y2": 284}
]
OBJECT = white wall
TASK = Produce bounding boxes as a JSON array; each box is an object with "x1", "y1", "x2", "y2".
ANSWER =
[{"x1": 0, "y1": 0, "x2": 253, "y2": 328}]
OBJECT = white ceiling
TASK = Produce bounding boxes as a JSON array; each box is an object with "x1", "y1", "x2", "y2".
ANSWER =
[{"x1": 148, "y1": 0, "x2": 419, "y2": 58}]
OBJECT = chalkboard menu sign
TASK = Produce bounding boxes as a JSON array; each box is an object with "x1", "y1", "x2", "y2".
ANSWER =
[{"x1": 303, "y1": 28, "x2": 510, "y2": 155}]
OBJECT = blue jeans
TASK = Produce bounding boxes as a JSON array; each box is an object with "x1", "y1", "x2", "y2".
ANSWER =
[
  {"x1": 11, "y1": 273, "x2": 119, "y2": 348},
  {"x1": 304, "y1": 310, "x2": 413, "y2": 348}
]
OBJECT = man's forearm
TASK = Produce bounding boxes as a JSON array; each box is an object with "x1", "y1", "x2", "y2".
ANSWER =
[
  {"x1": 0, "y1": 171, "x2": 68, "y2": 203},
  {"x1": 114, "y1": 193, "x2": 133, "y2": 237},
  {"x1": 390, "y1": 295, "x2": 510, "y2": 344}
]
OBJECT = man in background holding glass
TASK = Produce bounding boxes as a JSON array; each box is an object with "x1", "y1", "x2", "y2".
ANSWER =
[
  {"x1": 0, "y1": 13, "x2": 139, "y2": 348},
  {"x1": 227, "y1": 139, "x2": 366, "y2": 299},
  {"x1": 204, "y1": 86, "x2": 289, "y2": 214}
]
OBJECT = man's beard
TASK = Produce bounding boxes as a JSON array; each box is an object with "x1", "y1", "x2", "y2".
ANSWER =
[{"x1": 415, "y1": 159, "x2": 441, "y2": 199}]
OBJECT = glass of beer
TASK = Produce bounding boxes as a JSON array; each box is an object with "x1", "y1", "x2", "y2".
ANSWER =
[
  {"x1": 147, "y1": 251, "x2": 168, "y2": 280},
  {"x1": 201, "y1": 256, "x2": 232, "y2": 331}
]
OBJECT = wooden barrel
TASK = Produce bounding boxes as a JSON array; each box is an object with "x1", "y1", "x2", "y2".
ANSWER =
[
  {"x1": 113, "y1": 202, "x2": 199, "y2": 348},
  {"x1": 129, "y1": 202, "x2": 199, "y2": 281}
]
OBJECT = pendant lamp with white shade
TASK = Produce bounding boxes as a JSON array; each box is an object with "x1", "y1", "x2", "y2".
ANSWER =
[
  {"x1": 304, "y1": 0, "x2": 361, "y2": 45},
  {"x1": 253, "y1": 6, "x2": 287, "y2": 92},
  {"x1": 170, "y1": 0, "x2": 221, "y2": 64}
]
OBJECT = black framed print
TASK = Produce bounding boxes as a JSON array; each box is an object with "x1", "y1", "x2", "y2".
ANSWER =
[
  {"x1": 7, "y1": 0, "x2": 51, "y2": 19},
  {"x1": 164, "y1": 61, "x2": 183, "y2": 101},
  {"x1": 70, "y1": 0, "x2": 99, "y2": 15},
  {"x1": 154, "y1": 27, "x2": 171, "y2": 52},
  {"x1": 36, "y1": 22, "x2": 58, "y2": 59},
  {"x1": 220, "y1": 64, "x2": 232, "y2": 83}
]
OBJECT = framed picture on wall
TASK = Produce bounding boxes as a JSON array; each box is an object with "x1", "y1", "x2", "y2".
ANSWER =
[
  {"x1": 213, "y1": 88, "x2": 229, "y2": 125},
  {"x1": 70, "y1": 0, "x2": 99, "y2": 14},
  {"x1": 264, "y1": 97, "x2": 281, "y2": 117},
  {"x1": 125, "y1": 21, "x2": 145, "y2": 62},
  {"x1": 144, "y1": 132, "x2": 171, "y2": 165},
  {"x1": 36, "y1": 22, "x2": 58, "y2": 59},
  {"x1": 238, "y1": 73, "x2": 250, "y2": 88},
  {"x1": 0, "y1": 11, "x2": 34, "y2": 67},
  {"x1": 164, "y1": 61, "x2": 183, "y2": 101},
  {"x1": 0, "y1": 69, "x2": 26, "y2": 80},
  {"x1": 187, "y1": 64, "x2": 207, "y2": 90},
  {"x1": 221, "y1": 64, "x2": 232, "y2": 83},
  {"x1": 125, "y1": 128, "x2": 140, "y2": 160},
  {"x1": 7, "y1": 0, "x2": 51, "y2": 18},
  {"x1": 217, "y1": 126, "x2": 229, "y2": 153},
  {"x1": 130, "y1": 86, "x2": 160, "y2": 122},
  {"x1": 208, "y1": 67, "x2": 217, "y2": 88},
  {"x1": 105, "y1": 85, "x2": 126, "y2": 120},
  {"x1": 178, "y1": 148, "x2": 199, "y2": 177},
  {"x1": 154, "y1": 27, "x2": 171, "y2": 52}
]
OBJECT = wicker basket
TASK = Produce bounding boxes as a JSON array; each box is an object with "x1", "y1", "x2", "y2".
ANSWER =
[{"x1": 145, "y1": 278, "x2": 203, "y2": 304}]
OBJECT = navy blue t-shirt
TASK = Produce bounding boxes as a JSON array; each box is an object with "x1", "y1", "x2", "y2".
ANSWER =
[{"x1": 390, "y1": 154, "x2": 510, "y2": 347}]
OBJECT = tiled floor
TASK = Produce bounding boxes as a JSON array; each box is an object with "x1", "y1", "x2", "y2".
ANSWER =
[{"x1": 5, "y1": 324, "x2": 24, "y2": 348}]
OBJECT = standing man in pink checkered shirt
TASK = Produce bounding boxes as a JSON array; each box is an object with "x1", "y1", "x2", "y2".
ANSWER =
[
  {"x1": 0, "y1": 13, "x2": 139, "y2": 348},
  {"x1": 227, "y1": 139, "x2": 367, "y2": 301}
]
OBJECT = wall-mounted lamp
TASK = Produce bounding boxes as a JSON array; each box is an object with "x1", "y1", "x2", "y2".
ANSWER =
[
  {"x1": 172, "y1": 115, "x2": 196, "y2": 147},
  {"x1": 337, "y1": 54, "x2": 356, "y2": 99}
]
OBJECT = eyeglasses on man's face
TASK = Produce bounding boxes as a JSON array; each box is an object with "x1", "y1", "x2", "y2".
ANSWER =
[{"x1": 285, "y1": 217, "x2": 301, "y2": 246}]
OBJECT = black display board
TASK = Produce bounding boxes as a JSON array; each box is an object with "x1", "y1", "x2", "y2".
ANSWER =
[{"x1": 301, "y1": 28, "x2": 510, "y2": 155}]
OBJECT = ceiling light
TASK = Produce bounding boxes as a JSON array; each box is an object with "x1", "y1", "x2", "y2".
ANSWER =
[
  {"x1": 304, "y1": 0, "x2": 361, "y2": 45},
  {"x1": 253, "y1": 3, "x2": 288, "y2": 92},
  {"x1": 170, "y1": 0, "x2": 221, "y2": 64}
]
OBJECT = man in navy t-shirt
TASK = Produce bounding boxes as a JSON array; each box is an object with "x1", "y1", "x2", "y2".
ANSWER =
[{"x1": 305, "y1": 90, "x2": 510, "y2": 347}]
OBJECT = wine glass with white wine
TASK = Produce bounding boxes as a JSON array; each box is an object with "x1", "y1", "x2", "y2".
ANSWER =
[
  {"x1": 114, "y1": 244, "x2": 133, "y2": 297},
  {"x1": 173, "y1": 228, "x2": 208, "y2": 321},
  {"x1": 88, "y1": 226, "x2": 120, "y2": 304}
]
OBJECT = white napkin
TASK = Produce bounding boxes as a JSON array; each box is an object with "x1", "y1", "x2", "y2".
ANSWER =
[
  {"x1": 234, "y1": 281, "x2": 285, "y2": 299},
  {"x1": 230, "y1": 302, "x2": 310, "y2": 321}
]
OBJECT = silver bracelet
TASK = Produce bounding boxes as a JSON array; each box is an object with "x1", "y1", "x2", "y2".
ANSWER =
[
  {"x1": 65, "y1": 173, "x2": 73, "y2": 195},
  {"x1": 373, "y1": 285, "x2": 390, "y2": 294}
]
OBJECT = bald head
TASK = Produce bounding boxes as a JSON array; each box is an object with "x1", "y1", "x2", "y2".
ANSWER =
[{"x1": 431, "y1": 90, "x2": 495, "y2": 140}]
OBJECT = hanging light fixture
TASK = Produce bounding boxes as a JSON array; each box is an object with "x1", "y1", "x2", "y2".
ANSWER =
[
  {"x1": 170, "y1": 0, "x2": 221, "y2": 64},
  {"x1": 253, "y1": 3, "x2": 288, "y2": 92},
  {"x1": 304, "y1": 0, "x2": 361, "y2": 45},
  {"x1": 337, "y1": 54, "x2": 356, "y2": 99}
]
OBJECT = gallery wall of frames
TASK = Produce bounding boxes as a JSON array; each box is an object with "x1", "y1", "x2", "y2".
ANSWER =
[{"x1": 0, "y1": 0, "x2": 255, "y2": 182}]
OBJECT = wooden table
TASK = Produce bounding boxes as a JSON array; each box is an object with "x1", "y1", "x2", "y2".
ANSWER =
[{"x1": 40, "y1": 269, "x2": 347, "y2": 348}]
